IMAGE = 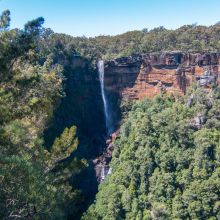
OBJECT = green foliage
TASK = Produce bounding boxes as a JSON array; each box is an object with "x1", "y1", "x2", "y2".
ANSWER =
[
  {"x1": 24, "y1": 17, "x2": 45, "y2": 35},
  {"x1": 52, "y1": 126, "x2": 78, "y2": 160},
  {"x1": 38, "y1": 24, "x2": 220, "y2": 63},
  {"x1": 0, "y1": 10, "x2": 10, "y2": 30},
  {"x1": 84, "y1": 88, "x2": 220, "y2": 219},
  {"x1": 31, "y1": 23, "x2": 220, "y2": 69},
  {"x1": 0, "y1": 10, "x2": 85, "y2": 219},
  {"x1": 47, "y1": 126, "x2": 87, "y2": 184}
]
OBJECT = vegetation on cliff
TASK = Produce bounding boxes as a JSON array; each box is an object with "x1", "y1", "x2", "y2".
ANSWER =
[
  {"x1": 84, "y1": 87, "x2": 220, "y2": 219},
  {"x1": 27, "y1": 22, "x2": 220, "y2": 65},
  {"x1": 49, "y1": 24, "x2": 220, "y2": 61}
]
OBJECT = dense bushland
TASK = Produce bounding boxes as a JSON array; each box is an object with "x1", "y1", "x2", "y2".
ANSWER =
[
  {"x1": 54, "y1": 24, "x2": 220, "y2": 61},
  {"x1": 0, "y1": 10, "x2": 86, "y2": 219},
  {"x1": 84, "y1": 87, "x2": 220, "y2": 219}
]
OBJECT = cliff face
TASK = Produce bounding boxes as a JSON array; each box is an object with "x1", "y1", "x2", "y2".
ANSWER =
[
  {"x1": 94, "y1": 52, "x2": 220, "y2": 182},
  {"x1": 45, "y1": 56, "x2": 105, "y2": 149},
  {"x1": 43, "y1": 52, "x2": 220, "y2": 187},
  {"x1": 104, "y1": 52, "x2": 220, "y2": 100}
]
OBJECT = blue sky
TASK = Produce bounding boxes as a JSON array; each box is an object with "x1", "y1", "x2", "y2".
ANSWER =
[{"x1": 0, "y1": 0, "x2": 220, "y2": 37}]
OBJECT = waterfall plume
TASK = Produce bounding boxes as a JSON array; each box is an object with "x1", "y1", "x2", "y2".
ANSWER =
[{"x1": 98, "y1": 60, "x2": 112, "y2": 135}]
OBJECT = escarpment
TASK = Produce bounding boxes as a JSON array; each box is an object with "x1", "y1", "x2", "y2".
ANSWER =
[
  {"x1": 95, "y1": 52, "x2": 220, "y2": 182},
  {"x1": 44, "y1": 52, "x2": 220, "y2": 206},
  {"x1": 104, "y1": 52, "x2": 220, "y2": 101}
]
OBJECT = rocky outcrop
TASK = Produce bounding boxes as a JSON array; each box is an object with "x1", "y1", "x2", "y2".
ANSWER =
[
  {"x1": 104, "y1": 52, "x2": 220, "y2": 100},
  {"x1": 93, "y1": 130, "x2": 120, "y2": 182}
]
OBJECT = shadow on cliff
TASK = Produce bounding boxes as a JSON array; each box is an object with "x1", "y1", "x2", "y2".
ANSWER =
[
  {"x1": 43, "y1": 58, "x2": 107, "y2": 219},
  {"x1": 104, "y1": 58, "x2": 142, "y2": 131}
]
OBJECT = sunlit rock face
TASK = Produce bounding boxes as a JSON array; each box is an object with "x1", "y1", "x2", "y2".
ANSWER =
[{"x1": 104, "y1": 52, "x2": 220, "y2": 100}]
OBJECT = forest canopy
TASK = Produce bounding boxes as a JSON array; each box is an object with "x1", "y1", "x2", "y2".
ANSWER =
[
  {"x1": 84, "y1": 87, "x2": 220, "y2": 219},
  {"x1": 54, "y1": 24, "x2": 220, "y2": 61},
  {"x1": 0, "y1": 10, "x2": 86, "y2": 219}
]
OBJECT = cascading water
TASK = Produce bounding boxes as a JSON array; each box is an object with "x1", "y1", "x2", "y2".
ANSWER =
[{"x1": 98, "y1": 60, "x2": 112, "y2": 135}]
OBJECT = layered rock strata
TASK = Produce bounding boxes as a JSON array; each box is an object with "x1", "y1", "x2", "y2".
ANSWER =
[{"x1": 104, "y1": 52, "x2": 220, "y2": 100}]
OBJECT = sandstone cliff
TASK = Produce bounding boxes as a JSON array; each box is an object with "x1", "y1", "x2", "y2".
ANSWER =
[
  {"x1": 95, "y1": 52, "x2": 220, "y2": 182},
  {"x1": 104, "y1": 52, "x2": 220, "y2": 100}
]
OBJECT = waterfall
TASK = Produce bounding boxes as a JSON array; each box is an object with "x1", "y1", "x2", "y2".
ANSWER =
[
  {"x1": 100, "y1": 166, "x2": 105, "y2": 182},
  {"x1": 98, "y1": 60, "x2": 112, "y2": 135},
  {"x1": 100, "y1": 166, "x2": 112, "y2": 182}
]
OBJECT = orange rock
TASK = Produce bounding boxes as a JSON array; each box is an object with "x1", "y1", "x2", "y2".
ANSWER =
[{"x1": 105, "y1": 52, "x2": 220, "y2": 100}]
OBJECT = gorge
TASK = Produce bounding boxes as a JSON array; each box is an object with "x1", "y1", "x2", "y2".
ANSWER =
[
  {"x1": 42, "y1": 51, "x2": 220, "y2": 218},
  {"x1": 2, "y1": 6, "x2": 220, "y2": 219},
  {"x1": 92, "y1": 52, "x2": 220, "y2": 183},
  {"x1": 82, "y1": 52, "x2": 220, "y2": 220}
]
